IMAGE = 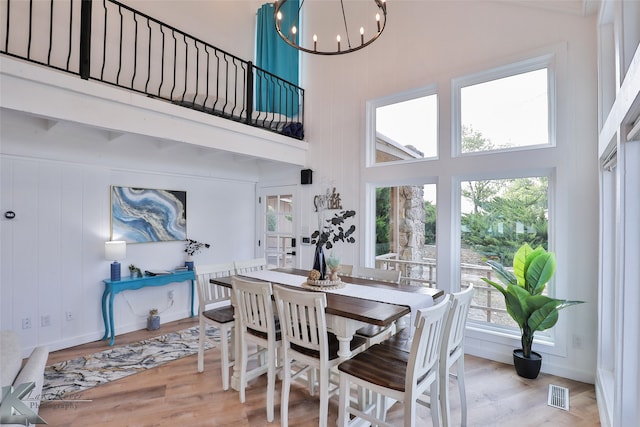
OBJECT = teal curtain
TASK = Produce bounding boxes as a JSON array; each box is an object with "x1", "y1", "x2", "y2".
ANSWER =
[{"x1": 256, "y1": 1, "x2": 299, "y2": 116}]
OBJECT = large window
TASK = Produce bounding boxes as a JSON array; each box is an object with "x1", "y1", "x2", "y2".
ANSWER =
[
  {"x1": 372, "y1": 88, "x2": 438, "y2": 165},
  {"x1": 374, "y1": 184, "x2": 437, "y2": 286},
  {"x1": 453, "y1": 55, "x2": 554, "y2": 156},
  {"x1": 460, "y1": 176, "x2": 549, "y2": 329},
  {"x1": 366, "y1": 52, "x2": 560, "y2": 344}
]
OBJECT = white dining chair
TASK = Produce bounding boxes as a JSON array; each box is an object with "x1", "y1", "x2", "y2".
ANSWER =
[
  {"x1": 353, "y1": 266, "x2": 402, "y2": 347},
  {"x1": 234, "y1": 257, "x2": 268, "y2": 274},
  {"x1": 231, "y1": 276, "x2": 280, "y2": 422},
  {"x1": 273, "y1": 284, "x2": 366, "y2": 427},
  {"x1": 353, "y1": 266, "x2": 402, "y2": 284},
  {"x1": 379, "y1": 286, "x2": 475, "y2": 427},
  {"x1": 440, "y1": 285, "x2": 475, "y2": 427},
  {"x1": 337, "y1": 295, "x2": 451, "y2": 427},
  {"x1": 195, "y1": 263, "x2": 236, "y2": 391},
  {"x1": 338, "y1": 264, "x2": 353, "y2": 276}
]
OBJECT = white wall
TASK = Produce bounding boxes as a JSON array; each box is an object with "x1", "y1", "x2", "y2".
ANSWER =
[{"x1": 0, "y1": 111, "x2": 262, "y2": 355}]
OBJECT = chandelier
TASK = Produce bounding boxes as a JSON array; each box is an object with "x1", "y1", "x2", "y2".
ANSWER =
[{"x1": 274, "y1": 0, "x2": 388, "y2": 56}]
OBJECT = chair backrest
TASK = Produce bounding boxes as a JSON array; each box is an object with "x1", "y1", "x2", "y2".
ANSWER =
[
  {"x1": 339, "y1": 264, "x2": 353, "y2": 276},
  {"x1": 231, "y1": 277, "x2": 276, "y2": 337},
  {"x1": 234, "y1": 258, "x2": 268, "y2": 274},
  {"x1": 195, "y1": 263, "x2": 235, "y2": 311},
  {"x1": 354, "y1": 266, "x2": 401, "y2": 284},
  {"x1": 407, "y1": 295, "x2": 451, "y2": 389},
  {"x1": 273, "y1": 284, "x2": 328, "y2": 358},
  {"x1": 442, "y1": 285, "x2": 475, "y2": 359}
]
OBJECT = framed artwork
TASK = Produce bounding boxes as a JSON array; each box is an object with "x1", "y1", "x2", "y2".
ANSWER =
[{"x1": 111, "y1": 186, "x2": 187, "y2": 243}]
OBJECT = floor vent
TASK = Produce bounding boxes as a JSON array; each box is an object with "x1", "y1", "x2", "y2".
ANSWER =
[{"x1": 548, "y1": 384, "x2": 570, "y2": 411}]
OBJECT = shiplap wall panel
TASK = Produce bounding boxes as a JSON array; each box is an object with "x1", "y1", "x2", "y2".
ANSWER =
[
  {"x1": 61, "y1": 165, "x2": 87, "y2": 339},
  {"x1": 0, "y1": 158, "x2": 15, "y2": 329},
  {"x1": 1, "y1": 147, "x2": 258, "y2": 353},
  {"x1": 37, "y1": 161, "x2": 63, "y2": 345},
  {"x1": 11, "y1": 159, "x2": 41, "y2": 349}
]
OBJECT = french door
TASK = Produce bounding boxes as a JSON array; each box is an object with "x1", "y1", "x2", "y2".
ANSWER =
[{"x1": 258, "y1": 186, "x2": 297, "y2": 268}]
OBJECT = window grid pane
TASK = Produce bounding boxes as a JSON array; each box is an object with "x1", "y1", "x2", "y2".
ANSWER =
[
  {"x1": 460, "y1": 177, "x2": 549, "y2": 329},
  {"x1": 461, "y1": 68, "x2": 549, "y2": 153}
]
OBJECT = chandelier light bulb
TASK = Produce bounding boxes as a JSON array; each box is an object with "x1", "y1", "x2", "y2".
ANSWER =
[{"x1": 274, "y1": 0, "x2": 388, "y2": 56}]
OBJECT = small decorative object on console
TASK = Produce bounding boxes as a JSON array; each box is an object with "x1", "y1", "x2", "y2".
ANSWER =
[
  {"x1": 147, "y1": 308, "x2": 160, "y2": 330},
  {"x1": 128, "y1": 264, "x2": 142, "y2": 278},
  {"x1": 184, "y1": 239, "x2": 210, "y2": 270}
]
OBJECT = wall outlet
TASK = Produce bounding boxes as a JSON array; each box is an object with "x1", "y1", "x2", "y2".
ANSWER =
[
  {"x1": 65, "y1": 311, "x2": 74, "y2": 321},
  {"x1": 22, "y1": 317, "x2": 31, "y2": 329},
  {"x1": 41, "y1": 315, "x2": 51, "y2": 327},
  {"x1": 168, "y1": 290, "x2": 175, "y2": 301},
  {"x1": 572, "y1": 334, "x2": 583, "y2": 349}
]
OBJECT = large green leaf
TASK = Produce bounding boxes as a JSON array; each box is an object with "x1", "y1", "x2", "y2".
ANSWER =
[
  {"x1": 527, "y1": 298, "x2": 561, "y2": 332},
  {"x1": 504, "y1": 285, "x2": 531, "y2": 329},
  {"x1": 486, "y1": 260, "x2": 518, "y2": 287},
  {"x1": 481, "y1": 277, "x2": 508, "y2": 298},
  {"x1": 525, "y1": 252, "x2": 556, "y2": 295},
  {"x1": 513, "y1": 243, "x2": 533, "y2": 286}
]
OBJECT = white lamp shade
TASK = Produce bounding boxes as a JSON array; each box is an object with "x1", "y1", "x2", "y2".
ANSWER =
[{"x1": 105, "y1": 241, "x2": 126, "y2": 261}]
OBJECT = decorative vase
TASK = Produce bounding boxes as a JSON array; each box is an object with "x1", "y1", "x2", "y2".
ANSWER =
[
  {"x1": 513, "y1": 349, "x2": 542, "y2": 379},
  {"x1": 147, "y1": 314, "x2": 160, "y2": 331},
  {"x1": 313, "y1": 245, "x2": 326, "y2": 280},
  {"x1": 185, "y1": 257, "x2": 194, "y2": 271}
]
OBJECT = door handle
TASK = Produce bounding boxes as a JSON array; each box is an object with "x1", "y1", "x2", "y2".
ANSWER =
[{"x1": 286, "y1": 251, "x2": 296, "y2": 256}]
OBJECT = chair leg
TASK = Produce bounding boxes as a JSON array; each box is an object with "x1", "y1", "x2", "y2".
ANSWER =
[
  {"x1": 428, "y1": 379, "x2": 440, "y2": 427},
  {"x1": 197, "y1": 319, "x2": 205, "y2": 373},
  {"x1": 239, "y1": 340, "x2": 248, "y2": 403},
  {"x1": 266, "y1": 344, "x2": 276, "y2": 422},
  {"x1": 220, "y1": 326, "x2": 230, "y2": 391},
  {"x1": 457, "y1": 357, "x2": 467, "y2": 427},
  {"x1": 281, "y1": 355, "x2": 291, "y2": 427},
  {"x1": 338, "y1": 374, "x2": 350, "y2": 427},
  {"x1": 440, "y1": 360, "x2": 451, "y2": 427},
  {"x1": 319, "y1": 367, "x2": 329, "y2": 427}
]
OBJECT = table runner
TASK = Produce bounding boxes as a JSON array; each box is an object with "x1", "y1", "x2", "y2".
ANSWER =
[{"x1": 240, "y1": 269, "x2": 433, "y2": 327}]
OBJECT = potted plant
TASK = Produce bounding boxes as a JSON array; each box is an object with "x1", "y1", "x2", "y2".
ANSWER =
[
  {"x1": 184, "y1": 239, "x2": 210, "y2": 270},
  {"x1": 128, "y1": 264, "x2": 142, "y2": 278},
  {"x1": 311, "y1": 210, "x2": 355, "y2": 280},
  {"x1": 482, "y1": 243, "x2": 584, "y2": 379}
]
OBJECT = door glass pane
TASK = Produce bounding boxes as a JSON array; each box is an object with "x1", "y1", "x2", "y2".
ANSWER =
[
  {"x1": 264, "y1": 192, "x2": 295, "y2": 268},
  {"x1": 374, "y1": 184, "x2": 436, "y2": 287},
  {"x1": 460, "y1": 176, "x2": 549, "y2": 328}
]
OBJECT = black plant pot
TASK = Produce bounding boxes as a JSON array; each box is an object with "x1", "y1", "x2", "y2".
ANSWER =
[{"x1": 513, "y1": 349, "x2": 542, "y2": 379}]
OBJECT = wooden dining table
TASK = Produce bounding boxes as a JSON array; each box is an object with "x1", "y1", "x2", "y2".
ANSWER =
[{"x1": 210, "y1": 268, "x2": 444, "y2": 359}]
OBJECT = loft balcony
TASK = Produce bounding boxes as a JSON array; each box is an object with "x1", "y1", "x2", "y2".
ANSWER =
[{"x1": 0, "y1": 0, "x2": 308, "y2": 167}]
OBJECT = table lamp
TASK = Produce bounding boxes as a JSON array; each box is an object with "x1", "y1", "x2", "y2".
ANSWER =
[{"x1": 105, "y1": 240, "x2": 126, "y2": 281}]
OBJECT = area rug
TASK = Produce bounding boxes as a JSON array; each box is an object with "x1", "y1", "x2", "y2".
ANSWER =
[{"x1": 42, "y1": 325, "x2": 220, "y2": 400}]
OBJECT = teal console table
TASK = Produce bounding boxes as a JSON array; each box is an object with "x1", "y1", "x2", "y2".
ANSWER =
[{"x1": 101, "y1": 270, "x2": 196, "y2": 345}]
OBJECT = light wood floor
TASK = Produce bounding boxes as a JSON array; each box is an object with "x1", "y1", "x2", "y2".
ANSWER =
[{"x1": 39, "y1": 318, "x2": 600, "y2": 426}]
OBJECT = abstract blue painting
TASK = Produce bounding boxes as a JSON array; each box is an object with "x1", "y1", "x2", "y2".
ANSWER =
[{"x1": 111, "y1": 186, "x2": 187, "y2": 243}]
